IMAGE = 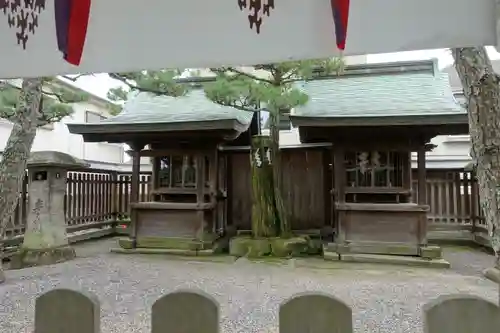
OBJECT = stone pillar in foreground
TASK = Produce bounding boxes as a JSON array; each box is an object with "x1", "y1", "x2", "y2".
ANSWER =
[{"x1": 13, "y1": 151, "x2": 88, "y2": 268}]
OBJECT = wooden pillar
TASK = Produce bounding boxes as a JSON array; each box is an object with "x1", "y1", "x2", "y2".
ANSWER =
[
  {"x1": 150, "y1": 156, "x2": 160, "y2": 200},
  {"x1": 417, "y1": 146, "x2": 427, "y2": 205},
  {"x1": 130, "y1": 143, "x2": 144, "y2": 204},
  {"x1": 333, "y1": 147, "x2": 345, "y2": 203},
  {"x1": 402, "y1": 151, "x2": 412, "y2": 203},
  {"x1": 129, "y1": 142, "x2": 144, "y2": 245},
  {"x1": 323, "y1": 148, "x2": 333, "y2": 228},
  {"x1": 196, "y1": 152, "x2": 207, "y2": 238},
  {"x1": 209, "y1": 149, "x2": 218, "y2": 233},
  {"x1": 417, "y1": 145, "x2": 428, "y2": 246},
  {"x1": 333, "y1": 147, "x2": 346, "y2": 244}
]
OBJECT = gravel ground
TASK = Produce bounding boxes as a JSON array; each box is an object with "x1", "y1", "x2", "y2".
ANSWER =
[{"x1": 0, "y1": 238, "x2": 498, "y2": 333}]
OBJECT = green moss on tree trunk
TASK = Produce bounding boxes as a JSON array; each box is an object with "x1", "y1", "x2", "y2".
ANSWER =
[
  {"x1": 269, "y1": 111, "x2": 291, "y2": 237},
  {"x1": 251, "y1": 135, "x2": 278, "y2": 238}
]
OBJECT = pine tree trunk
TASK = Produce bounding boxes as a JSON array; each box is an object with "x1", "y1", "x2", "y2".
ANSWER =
[
  {"x1": 269, "y1": 111, "x2": 291, "y2": 237},
  {"x1": 0, "y1": 78, "x2": 43, "y2": 283},
  {"x1": 251, "y1": 135, "x2": 277, "y2": 238},
  {"x1": 452, "y1": 47, "x2": 500, "y2": 268}
]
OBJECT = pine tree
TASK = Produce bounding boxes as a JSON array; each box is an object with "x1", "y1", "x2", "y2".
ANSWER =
[
  {"x1": 105, "y1": 61, "x2": 343, "y2": 239},
  {"x1": 203, "y1": 60, "x2": 343, "y2": 238},
  {"x1": 0, "y1": 77, "x2": 89, "y2": 283}
]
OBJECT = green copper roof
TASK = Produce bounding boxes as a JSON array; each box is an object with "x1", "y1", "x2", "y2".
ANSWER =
[
  {"x1": 292, "y1": 62, "x2": 464, "y2": 119},
  {"x1": 104, "y1": 90, "x2": 253, "y2": 127}
]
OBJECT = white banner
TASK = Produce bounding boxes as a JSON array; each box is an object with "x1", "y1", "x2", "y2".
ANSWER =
[{"x1": 0, "y1": 0, "x2": 497, "y2": 78}]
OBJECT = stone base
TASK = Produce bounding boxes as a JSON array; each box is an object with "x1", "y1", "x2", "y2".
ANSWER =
[
  {"x1": 323, "y1": 249, "x2": 450, "y2": 269},
  {"x1": 11, "y1": 246, "x2": 76, "y2": 269},
  {"x1": 117, "y1": 236, "x2": 227, "y2": 256},
  {"x1": 419, "y1": 245, "x2": 443, "y2": 259},
  {"x1": 324, "y1": 243, "x2": 443, "y2": 259},
  {"x1": 229, "y1": 236, "x2": 317, "y2": 258},
  {"x1": 483, "y1": 266, "x2": 500, "y2": 284},
  {"x1": 118, "y1": 236, "x2": 215, "y2": 251},
  {"x1": 110, "y1": 247, "x2": 237, "y2": 264}
]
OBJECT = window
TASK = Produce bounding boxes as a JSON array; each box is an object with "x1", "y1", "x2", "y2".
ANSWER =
[
  {"x1": 85, "y1": 111, "x2": 106, "y2": 123},
  {"x1": 158, "y1": 154, "x2": 209, "y2": 188},
  {"x1": 345, "y1": 151, "x2": 405, "y2": 188}
]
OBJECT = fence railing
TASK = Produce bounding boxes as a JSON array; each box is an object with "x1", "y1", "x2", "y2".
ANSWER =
[
  {"x1": 1, "y1": 168, "x2": 487, "y2": 247},
  {"x1": 33, "y1": 288, "x2": 500, "y2": 333},
  {"x1": 2, "y1": 169, "x2": 152, "y2": 245}
]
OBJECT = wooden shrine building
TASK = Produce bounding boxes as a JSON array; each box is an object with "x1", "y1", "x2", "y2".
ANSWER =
[
  {"x1": 289, "y1": 60, "x2": 468, "y2": 259},
  {"x1": 68, "y1": 60, "x2": 468, "y2": 260},
  {"x1": 69, "y1": 91, "x2": 256, "y2": 252}
]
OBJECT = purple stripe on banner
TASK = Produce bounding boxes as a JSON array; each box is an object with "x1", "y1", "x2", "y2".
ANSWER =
[
  {"x1": 54, "y1": 0, "x2": 72, "y2": 54},
  {"x1": 332, "y1": 5, "x2": 345, "y2": 46}
]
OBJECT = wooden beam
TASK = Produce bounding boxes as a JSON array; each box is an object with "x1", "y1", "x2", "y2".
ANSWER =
[{"x1": 139, "y1": 148, "x2": 213, "y2": 157}]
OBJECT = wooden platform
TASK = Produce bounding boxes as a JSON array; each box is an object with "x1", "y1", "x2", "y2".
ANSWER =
[{"x1": 335, "y1": 203, "x2": 430, "y2": 256}]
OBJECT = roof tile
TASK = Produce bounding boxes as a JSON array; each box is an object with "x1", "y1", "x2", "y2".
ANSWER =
[
  {"x1": 293, "y1": 71, "x2": 464, "y2": 118},
  {"x1": 103, "y1": 90, "x2": 254, "y2": 127}
]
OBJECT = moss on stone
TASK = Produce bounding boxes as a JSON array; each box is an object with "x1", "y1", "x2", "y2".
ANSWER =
[
  {"x1": 281, "y1": 237, "x2": 309, "y2": 257},
  {"x1": 212, "y1": 236, "x2": 230, "y2": 254},
  {"x1": 229, "y1": 237, "x2": 251, "y2": 256},
  {"x1": 230, "y1": 236, "x2": 314, "y2": 258},
  {"x1": 118, "y1": 238, "x2": 134, "y2": 249},
  {"x1": 420, "y1": 245, "x2": 443, "y2": 259},
  {"x1": 246, "y1": 239, "x2": 272, "y2": 257},
  {"x1": 229, "y1": 236, "x2": 272, "y2": 257},
  {"x1": 270, "y1": 237, "x2": 309, "y2": 257},
  {"x1": 306, "y1": 238, "x2": 323, "y2": 255}
]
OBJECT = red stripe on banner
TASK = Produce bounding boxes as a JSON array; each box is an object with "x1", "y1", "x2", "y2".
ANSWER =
[
  {"x1": 65, "y1": 0, "x2": 91, "y2": 66},
  {"x1": 331, "y1": 0, "x2": 350, "y2": 50}
]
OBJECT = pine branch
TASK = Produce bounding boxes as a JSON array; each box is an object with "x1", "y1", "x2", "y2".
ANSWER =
[
  {"x1": 61, "y1": 74, "x2": 92, "y2": 82},
  {"x1": 211, "y1": 67, "x2": 274, "y2": 85},
  {"x1": 212, "y1": 96, "x2": 260, "y2": 113},
  {"x1": 0, "y1": 79, "x2": 88, "y2": 126},
  {"x1": 109, "y1": 73, "x2": 163, "y2": 95},
  {"x1": 108, "y1": 71, "x2": 189, "y2": 97},
  {"x1": 41, "y1": 89, "x2": 64, "y2": 103}
]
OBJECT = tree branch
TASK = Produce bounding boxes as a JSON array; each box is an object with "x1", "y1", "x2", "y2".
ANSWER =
[
  {"x1": 210, "y1": 95, "x2": 259, "y2": 113},
  {"x1": 41, "y1": 90, "x2": 64, "y2": 103},
  {"x1": 61, "y1": 74, "x2": 92, "y2": 82},
  {"x1": 211, "y1": 67, "x2": 274, "y2": 85},
  {"x1": 108, "y1": 72, "x2": 188, "y2": 96}
]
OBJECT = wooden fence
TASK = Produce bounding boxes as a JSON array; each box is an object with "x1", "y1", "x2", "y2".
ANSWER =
[
  {"x1": 1, "y1": 167, "x2": 487, "y2": 246},
  {"x1": 2, "y1": 170, "x2": 152, "y2": 243},
  {"x1": 33, "y1": 288, "x2": 500, "y2": 333}
]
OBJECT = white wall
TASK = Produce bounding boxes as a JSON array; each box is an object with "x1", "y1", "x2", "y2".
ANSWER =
[
  {"x1": 411, "y1": 135, "x2": 471, "y2": 169},
  {"x1": 0, "y1": 98, "x2": 125, "y2": 168}
]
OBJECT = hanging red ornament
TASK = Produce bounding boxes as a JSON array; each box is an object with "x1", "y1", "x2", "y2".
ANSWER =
[
  {"x1": 54, "y1": 0, "x2": 92, "y2": 66},
  {"x1": 330, "y1": 0, "x2": 350, "y2": 51}
]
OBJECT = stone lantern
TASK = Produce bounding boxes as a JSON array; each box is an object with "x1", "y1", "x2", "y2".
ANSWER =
[{"x1": 13, "y1": 151, "x2": 88, "y2": 268}]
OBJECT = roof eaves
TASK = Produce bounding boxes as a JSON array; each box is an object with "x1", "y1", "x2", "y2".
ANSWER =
[
  {"x1": 67, "y1": 119, "x2": 247, "y2": 135},
  {"x1": 290, "y1": 112, "x2": 468, "y2": 127}
]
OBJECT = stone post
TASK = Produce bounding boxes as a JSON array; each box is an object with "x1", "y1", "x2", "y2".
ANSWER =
[{"x1": 12, "y1": 151, "x2": 88, "y2": 268}]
